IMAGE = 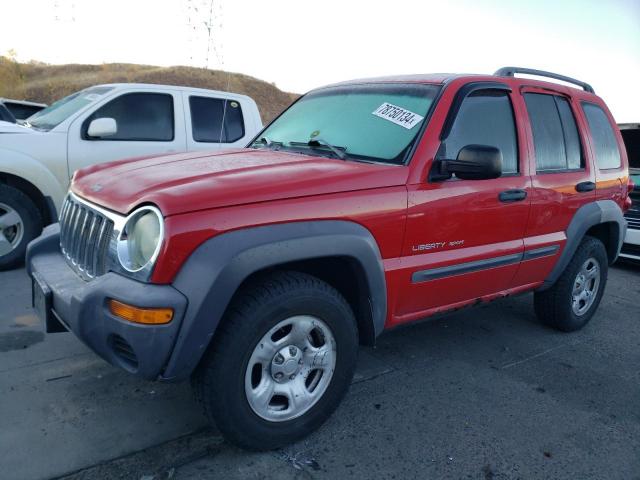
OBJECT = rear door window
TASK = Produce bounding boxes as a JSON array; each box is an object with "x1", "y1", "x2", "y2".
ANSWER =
[
  {"x1": 524, "y1": 93, "x2": 584, "y2": 172},
  {"x1": 189, "y1": 96, "x2": 245, "y2": 143},
  {"x1": 555, "y1": 98, "x2": 582, "y2": 169},
  {"x1": 582, "y1": 103, "x2": 622, "y2": 170}
]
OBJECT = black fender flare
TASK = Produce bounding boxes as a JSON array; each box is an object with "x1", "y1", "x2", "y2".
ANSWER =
[
  {"x1": 162, "y1": 220, "x2": 387, "y2": 381},
  {"x1": 539, "y1": 199, "x2": 626, "y2": 290}
]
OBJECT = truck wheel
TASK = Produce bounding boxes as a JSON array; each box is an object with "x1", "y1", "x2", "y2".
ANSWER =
[
  {"x1": 534, "y1": 236, "x2": 608, "y2": 332},
  {"x1": 193, "y1": 271, "x2": 358, "y2": 450},
  {"x1": 0, "y1": 184, "x2": 43, "y2": 270}
]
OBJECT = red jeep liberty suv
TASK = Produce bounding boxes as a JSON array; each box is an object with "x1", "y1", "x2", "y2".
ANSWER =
[{"x1": 28, "y1": 67, "x2": 631, "y2": 450}]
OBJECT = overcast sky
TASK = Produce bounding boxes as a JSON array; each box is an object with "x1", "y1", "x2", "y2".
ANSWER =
[{"x1": 2, "y1": 0, "x2": 639, "y2": 122}]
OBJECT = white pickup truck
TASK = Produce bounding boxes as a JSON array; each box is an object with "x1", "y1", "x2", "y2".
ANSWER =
[{"x1": 0, "y1": 83, "x2": 262, "y2": 268}]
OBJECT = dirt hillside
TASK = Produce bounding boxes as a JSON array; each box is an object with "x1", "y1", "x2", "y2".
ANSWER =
[{"x1": 0, "y1": 57, "x2": 298, "y2": 123}]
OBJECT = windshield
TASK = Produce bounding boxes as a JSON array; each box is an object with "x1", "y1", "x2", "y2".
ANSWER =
[
  {"x1": 252, "y1": 83, "x2": 441, "y2": 164},
  {"x1": 27, "y1": 86, "x2": 114, "y2": 130}
]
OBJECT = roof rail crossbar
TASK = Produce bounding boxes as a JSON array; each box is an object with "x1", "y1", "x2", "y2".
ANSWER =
[{"x1": 494, "y1": 67, "x2": 595, "y2": 94}]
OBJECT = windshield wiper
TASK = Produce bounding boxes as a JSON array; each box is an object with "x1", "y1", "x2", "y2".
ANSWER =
[{"x1": 290, "y1": 139, "x2": 347, "y2": 160}]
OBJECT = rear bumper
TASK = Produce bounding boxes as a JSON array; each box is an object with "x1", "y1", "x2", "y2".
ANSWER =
[
  {"x1": 27, "y1": 224, "x2": 188, "y2": 380},
  {"x1": 620, "y1": 228, "x2": 640, "y2": 260}
]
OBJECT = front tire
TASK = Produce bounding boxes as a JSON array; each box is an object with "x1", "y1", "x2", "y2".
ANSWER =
[
  {"x1": 0, "y1": 184, "x2": 43, "y2": 270},
  {"x1": 534, "y1": 236, "x2": 608, "y2": 332},
  {"x1": 193, "y1": 271, "x2": 359, "y2": 450}
]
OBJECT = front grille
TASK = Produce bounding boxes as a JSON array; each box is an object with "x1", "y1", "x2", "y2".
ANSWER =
[
  {"x1": 625, "y1": 189, "x2": 640, "y2": 230},
  {"x1": 59, "y1": 195, "x2": 114, "y2": 279}
]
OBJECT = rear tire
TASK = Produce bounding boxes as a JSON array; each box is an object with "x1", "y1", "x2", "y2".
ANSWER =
[
  {"x1": 534, "y1": 236, "x2": 608, "y2": 332},
  {"x1": 192, "y1": 271, "x2": 358, "y2": 451},
  {"x1": 0, "y1": 184, "x2": 43, "y2": 270}
]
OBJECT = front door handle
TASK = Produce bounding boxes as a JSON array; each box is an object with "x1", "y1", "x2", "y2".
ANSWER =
[
  {"x1": 499, "y1": 189, "x2": 527, "y2": 203},
  {"x1": 575, "y1": 181, "x2": 595, "y2": 192}
]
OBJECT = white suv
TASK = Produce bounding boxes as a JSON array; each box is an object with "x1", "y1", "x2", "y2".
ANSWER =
[{"x1": 619, "y1": 123, "x2": 640, "y2": 260}]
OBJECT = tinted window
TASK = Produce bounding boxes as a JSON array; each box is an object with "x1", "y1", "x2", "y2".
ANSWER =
[
  {"x1": 189, "y1": 96, "x2": 245, "y2": 143},
  {"x1": 556, "y1": 98, "x2": 582, "y2": 169},
  {"x1": 442, "y1": 90, "x2": 518, "y2": 174},
  {"x1": 0, "y1": 103, "x2": 15, "y2": 123},
  {"x1": 4, "y1": 103, "x2": 43, "y2": 120},
  {"x1": 524, "y1": 93, "x2": 583, "y2": 171},
  {"x1": 86, "y1": 93, "x2": 174, "y2": 141},
  {"x1": 621, "y1": 128, "x2": 640, "y2": 169},
  {"x1": 582, "y1": 103, "x2": 621, "y2": 169}
]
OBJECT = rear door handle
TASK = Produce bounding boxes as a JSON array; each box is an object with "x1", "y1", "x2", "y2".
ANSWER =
[
  {"x1": 575, "y1": 181, "x2": 595, "y2": 192},
  {"x1": 499, "y1": 189, "x2": 527, "y2": 203}
]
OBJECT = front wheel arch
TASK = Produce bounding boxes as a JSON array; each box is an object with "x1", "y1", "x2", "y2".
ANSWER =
[
  {"x1": 229, "y1": 256, "x2": 377, "y2": 347},
  {"x1": 164, "y1": 220, "x2": 387, "y2": 382},
  {"x1": 0, "y1": 183, "x2": 43, "y2": 269},
  {"x1": 0, "y1": 172, "x2": 58, "y2": 225}
]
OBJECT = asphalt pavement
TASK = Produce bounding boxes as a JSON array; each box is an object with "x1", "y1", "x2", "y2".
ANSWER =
[{"x1": 1, "y1": 262, "x2": 639, "y2": 480}]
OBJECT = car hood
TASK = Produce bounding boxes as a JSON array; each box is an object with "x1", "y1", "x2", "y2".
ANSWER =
[
  {"x1": 72, "y1": 148, "x2": 409, "y2": 216},
  {"x1": 0, "y1": 121, "x2": 34, "y2": 134}
]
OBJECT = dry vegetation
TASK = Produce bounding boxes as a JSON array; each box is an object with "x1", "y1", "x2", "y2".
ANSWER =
[{"x1": 0, "y1": 56, "x2": 298, "y2": 122}]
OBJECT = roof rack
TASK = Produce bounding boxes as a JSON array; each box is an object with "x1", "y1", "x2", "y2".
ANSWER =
[{"x1": 494, "y1": 67, "x2": 595, "y2": 94}]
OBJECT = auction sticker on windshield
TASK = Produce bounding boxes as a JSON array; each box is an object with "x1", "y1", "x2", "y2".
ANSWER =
[{"x1": 372, "y1": 103, "x2": 424, "y2": 129}]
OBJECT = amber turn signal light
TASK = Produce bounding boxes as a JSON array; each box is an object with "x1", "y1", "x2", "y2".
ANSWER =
[{"x1": 108, "y1": 300, "x2": 173, "y2": 325}]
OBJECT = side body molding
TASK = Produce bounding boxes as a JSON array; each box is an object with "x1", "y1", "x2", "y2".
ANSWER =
[
  {"x1": 539, "y1": 199, "x2": 626, "y2": 290},
  {"x1": 163, "y1": 220, "x2": 387, "y2": 381}
]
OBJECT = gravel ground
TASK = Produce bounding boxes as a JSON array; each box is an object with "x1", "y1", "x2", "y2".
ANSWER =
[{"x1": 1, "y1": 262, "x2": 639, "y2": 480}]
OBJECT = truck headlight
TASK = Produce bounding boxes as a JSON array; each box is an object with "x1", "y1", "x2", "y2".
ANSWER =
[{"x1": 117, "y1": 206, "x2": 163, "y2": 273}]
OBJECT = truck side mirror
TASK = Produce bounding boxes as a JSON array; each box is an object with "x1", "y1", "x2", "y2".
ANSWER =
[
  {"x1": 431, "y1": 145, "x2": 502, "y2": 181},
  {"x1": 87, "y1": 118, "x2": 117, "y2": 139}
]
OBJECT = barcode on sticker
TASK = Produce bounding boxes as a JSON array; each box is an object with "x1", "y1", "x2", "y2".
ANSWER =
[{"x1": 372, "y1": 103, "x2": 424, "y2": 129}]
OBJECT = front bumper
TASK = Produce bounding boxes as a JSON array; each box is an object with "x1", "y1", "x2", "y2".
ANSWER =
[{"x1": 27, "y1": 224, "x2": 188, "y2": 380}]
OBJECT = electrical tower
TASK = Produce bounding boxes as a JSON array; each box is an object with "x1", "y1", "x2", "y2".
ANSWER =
[{"x1": 184, "y1": 0, "x2": 224, "y2": 70}]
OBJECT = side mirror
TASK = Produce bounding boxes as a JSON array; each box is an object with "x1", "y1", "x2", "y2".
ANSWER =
[
  {"x1": 87, "y1": 117, "x2": 117, "y2": 138},
  {"x1": 432, "y1": 145, "x2": 502, "y2": 181}
]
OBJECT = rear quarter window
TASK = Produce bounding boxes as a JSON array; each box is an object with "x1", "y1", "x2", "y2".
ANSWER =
[{"x1": 582, "y1": 102, "x2": 621, "y2": 170}]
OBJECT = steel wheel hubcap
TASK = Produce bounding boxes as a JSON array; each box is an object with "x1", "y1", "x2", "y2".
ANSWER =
[
  {"x1": 0, "y1": 203, "x2": 24, "y2": 257},
  {"x1": 244, "y1": 315, "x2": 337, "y2": 422},
  {"x1": 572, "y1": 257, "x2": 600, "y2": 316}
]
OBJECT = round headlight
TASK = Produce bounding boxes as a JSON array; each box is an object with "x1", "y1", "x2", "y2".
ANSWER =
[{"x1": 117, "y1": 206, "x2": 163, "y2": 272}]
